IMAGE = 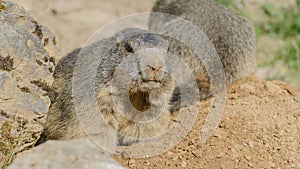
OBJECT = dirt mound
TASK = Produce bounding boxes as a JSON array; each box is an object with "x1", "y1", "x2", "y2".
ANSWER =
[{"x1": 114, "y1": 76, "x2": 300, "y2": 168}]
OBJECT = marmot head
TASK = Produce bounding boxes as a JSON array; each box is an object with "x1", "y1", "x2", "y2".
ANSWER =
[
  {"x1": 107, "y1": 28, "x2": 176, "y2": 118},
  {"x1": 111, "y1": 28, "x2": 171, "y2": 93}
]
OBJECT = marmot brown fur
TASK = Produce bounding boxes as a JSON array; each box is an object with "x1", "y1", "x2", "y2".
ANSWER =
[
  {"x1": 40, "y1": 28, "x2": 174, "y2": 146},
  {"x1": 40, "y1": 0, "x2": 256, "y2": 146}
]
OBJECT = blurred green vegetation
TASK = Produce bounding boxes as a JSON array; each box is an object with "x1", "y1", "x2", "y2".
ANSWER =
[
  {"x1": 214, "y1": 0, "x2": 244, "y2": 15},
  {"x1": 260, "y1": 1, "x2": 300, "y2": 73},
  {"x1": 215, "y1": 0, "x2": 300, "y2": 86}
]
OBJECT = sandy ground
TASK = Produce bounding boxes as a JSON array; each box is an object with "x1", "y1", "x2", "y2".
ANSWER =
[
  {"x1": 115, "y1": 76, "x2": 300, "y2": 168},
  {"x1": 12, "y1": 0, "x2": 300, "y2": 168}
]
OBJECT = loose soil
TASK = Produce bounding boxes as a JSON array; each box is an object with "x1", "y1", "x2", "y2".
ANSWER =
[{"x1": 114, "y1": 76, "x2": 300, "y2": 169}]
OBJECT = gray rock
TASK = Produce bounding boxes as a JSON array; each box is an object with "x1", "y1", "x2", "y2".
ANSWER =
[
  {"x1": 0, "y1": 1, "x2": 58, "y2": 167},
  {"x1": 7, "y1": 139, "x2": 125, "y2": 169},
  {"x1": 0, "y1": 1, "x2": 58, "y2": 57},
  {"x1": 0, "y1": 71, "x2": 48, "y2": 114},
  {"x1": 294, "y1": 93, "x2": 300, "y2": 103}
]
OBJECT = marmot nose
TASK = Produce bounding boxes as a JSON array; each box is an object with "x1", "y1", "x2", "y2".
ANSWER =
[
  {"x1": 144, "y1": 57, "x2": 165, "y2": 81},
  {"x1": 147, "y1": 55, "x2": 164, "y2": 71}
]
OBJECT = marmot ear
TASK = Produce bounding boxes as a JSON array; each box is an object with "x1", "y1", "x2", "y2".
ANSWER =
[{"x1": 111, "y1": 42, "x2": 120, "y2": 54}]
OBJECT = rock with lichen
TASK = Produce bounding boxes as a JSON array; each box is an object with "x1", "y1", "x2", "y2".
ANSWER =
[
  {"x1": 1, "y1": 1, "x2": 123, "y2": 169},
  {"x1": 0, "y1": 1, "x2": 58, "y2": 168}
]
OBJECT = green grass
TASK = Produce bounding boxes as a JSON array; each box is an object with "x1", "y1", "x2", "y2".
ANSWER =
[
  {"x1": 276, "y1": 39, "x2": 300, "y2": 72},
  {"x1": 214, "y1": 0, "x2": 244, "y2": 15},
  {"x1": 215, "y1": 0, "x2": 235, "y2": 6},
  {"x1": 260, "y1": 2, "x2": 300, "y2": 38},
  {"x1": 260, "y1": 1, "x2": 300, "y2": 73},
  {"x1": 216, "y1": 0, "x2": 300, "y2": 85}
]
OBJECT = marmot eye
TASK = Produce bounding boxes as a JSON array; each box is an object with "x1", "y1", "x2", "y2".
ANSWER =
[{"x1": 125, "y1": 42, "x2": 134, "y2": 53}]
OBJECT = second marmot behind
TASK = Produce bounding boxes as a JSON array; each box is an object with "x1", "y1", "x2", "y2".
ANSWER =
[{"x1": 150, "y1": 0, "x2": 257, "y2": 86}]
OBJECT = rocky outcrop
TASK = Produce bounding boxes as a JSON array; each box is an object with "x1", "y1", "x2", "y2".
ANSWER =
[
  {"x1": 7, "y1": 139, "x2": 125, "y2": 169},
  {"x1": 0, "y1": 1, "x2": 58, "y2": 168},
  {"x1": 0, "y1": 1, "x2": 125, "y2": 168}
]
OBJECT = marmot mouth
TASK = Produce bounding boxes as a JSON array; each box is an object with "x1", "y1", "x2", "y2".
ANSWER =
[
  {"x1": 142, "y1": 79, "x2": 161, "y2": 83},
  {"x1": 140, "y1": 79, "x2": 161, "y2": 90},
  {"x1": 129, "y1": 90, "x2": 151, "y2": 112},
  {"x1": 128, "y1": 78, "x2": 162, "y2": 93}
]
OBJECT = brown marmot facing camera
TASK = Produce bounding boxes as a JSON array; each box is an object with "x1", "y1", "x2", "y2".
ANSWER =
[{"x1": 39, "y1": 0, "x2": 256, "y2": 146}]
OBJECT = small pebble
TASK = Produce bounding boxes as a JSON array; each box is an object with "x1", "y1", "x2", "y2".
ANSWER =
[
  {"x1": 245, "y1": 156, "x2": 252, "y2": 161},
  {"x1": 27, "y1": 40, "x2": 33, "y2": 47},
  {"x1": 181, "y1": 161, "x2": 187, "y2": 168},
  {"x1": 235, "y1": 144, "x2": 244, "y2": 151},
  {"x1": 167, "y1": 151, "x2": 174, "y2": 156},
  {"x1": 128, "y1": 159, "x2": 136, "y2": 167},
  {"x1": 217, "y1": 152, "x2": 224, "y2": 158},
  {"x1": 265, "y1": 81, "x2": 282, "y2": 95},
  {"x1": 248, "y1": 140, "x2": 254, "y2": 148},
  {"x1": 239, "y1": 83, "x2": 256, "y2": 94},
  {"x1": 294, "y1": 93, "x2": 300, "y2": 103}
]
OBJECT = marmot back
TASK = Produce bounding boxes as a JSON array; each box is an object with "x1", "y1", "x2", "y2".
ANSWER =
[{"x1": 150, "y1": 0, "x2": 257, "y2": 85}]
